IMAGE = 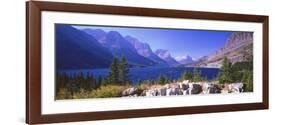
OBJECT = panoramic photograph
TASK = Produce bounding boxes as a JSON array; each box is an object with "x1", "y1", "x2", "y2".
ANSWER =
[{"x1": 55, "y1": 24, "x2": 253, "y2": 100}]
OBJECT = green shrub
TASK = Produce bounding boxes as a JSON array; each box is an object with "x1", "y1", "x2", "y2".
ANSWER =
[
  {"x1": 181, "y1": 71, "x2": 193, "y2": 81},
  {"x1": 158, "y1": 75, "x2": 167, "y2": 85},
  {"x1": 89, "y1": 85, "x2": 128, "y2": 98},
  {"x1": 73, "y1": 88, "x2": 90, "y2": 99},
  {"x1": 56, "y1": 88, "x2": 72, "y2": 100},
  {"x1": 231, "y1": 61, "x2": 253, "y2": 82},
  {"x1": 242, "y1": 70, "x2": 253, "y2": 92},
  {"x1": 192, "y1": 68, "x2": 203, "y2": 82},
  {"x1": 217, "y1": 57, "x2": 233, "y2": 84}
]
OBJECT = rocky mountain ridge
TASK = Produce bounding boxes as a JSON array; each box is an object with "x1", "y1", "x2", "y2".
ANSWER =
[
  {"x1": 154, "y1": 49, "x2": 180, "y2": 66},
  {"x1": 189, "y1": 32, "x2": 253, "y2": 68},
  {"x1": 63, "y1": 26, "x2": 251, "y2": 69},
  {"x1": 124, "y1": 36, "x2": 169, "y2": 66},
  {"x1": 83, "y1": 28, "x2": 179, "y2": 67}
]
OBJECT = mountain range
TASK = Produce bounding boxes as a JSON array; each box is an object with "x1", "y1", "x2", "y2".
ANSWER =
[
  {"x1": 57, "y1": 25, "x2": 251, "y2": 69},
  {"x1": 56, "y1": 25, "x2": 186, "y2": 69}
]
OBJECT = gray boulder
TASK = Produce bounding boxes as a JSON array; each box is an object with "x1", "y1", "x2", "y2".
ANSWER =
[
  {"x1": 208, "y1": 84, "x2": 221, "y2": 94},
  {"x1": 140, "y1": 90, "x2": 147, "y2": 96},
  {"x1": 122, "y1": 87, "x2": 142, "y2": 96},
  {"x1": 175, "y1": 88, "x2": 183, "y2": 95},
  {"x1": 180, "y1": 84, "x2": 189, "y2": 90},
  {"x1": 145, "y1": 89, "x2": 158, "y2": 96},
  {"x1": 191, "y1": 84, "x2": 202, "y2": 94},
  {"x1": 229, "y1": 83, "x2": 244, "y2": 93},
  {"x1": 183, "y1": 90, "x2": 189, "y2": 95},
  {"x1": 159, "y1": 88, "x2": 167, "y2": 96},
  {"x1": 169, "y1": 87, "x2": 183, "y2": 95}
]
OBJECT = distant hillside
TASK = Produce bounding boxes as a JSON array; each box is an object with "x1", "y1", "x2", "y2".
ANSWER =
[
  {"x1": 188, "y1": 32, "x2": 253, "y2": 68},
  {"x1": 55, "y1": 25, "x2": 113, "y2": 69}
]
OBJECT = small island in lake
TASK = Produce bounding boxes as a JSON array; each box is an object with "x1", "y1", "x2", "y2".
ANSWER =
[{"x1": 55, "y1": 24, "x2": 253, "y2": 100}]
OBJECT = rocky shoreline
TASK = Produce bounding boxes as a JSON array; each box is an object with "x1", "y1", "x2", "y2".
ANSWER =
[{"x1": 121, "y1": 80, "x2": 244, "y2": 97}]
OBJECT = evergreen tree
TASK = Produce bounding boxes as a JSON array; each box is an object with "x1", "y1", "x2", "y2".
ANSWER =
[
  {"x1": 109, "y1": 57, "x2": 120, "y2": 84},
  {"x1": 193, "y1": 68, "x2": 203, "y2": 82},
  {"x1": 242, "y1": 70, "x2": 253, "y2": 92},
  {"x1": 97, "y1": 75, "x2": 103, "y2": 88},
  {"x1": 101, "y1": 77, "x2": 108, "y2": 86},
  {"x1": 66, "y1": 79, "x2": 77, "y2": 99},
  {"x1": 119, "y1": 56, "x2": 130, "y2": 85},
  {"x1": 56, "y1": 72, "x2": 69, "y2": 94},
  {"x1": 181, "y1": 71, "x2": 193, "y2": 81},
  {"x1": 231, "y1": 61, "x2": 253, "y2": 82},
  {"x1": 137, "y1": 79, "x2": 143, "y2": 86},
  {"x1": 77, "y1": 72, "x2": 85, "y2": 89},
  {"x1": 103, "y1": 73, "x2": 112, "y2": 85},
  {"x1": 85, "y1": 72, "x2": 93, "y2": 90},
  {"x1": 90, "y1": 73, "x2": 96, "y2": 90},
  {"x1": 166, "y1": 79, "x2": 171, "y2": 84},
  {"x1": 158, "y1": 75, "x2": 166, "y2": 85},
  {"x1": 217, "y1": 57, "x2": 233, "y2": 84}
]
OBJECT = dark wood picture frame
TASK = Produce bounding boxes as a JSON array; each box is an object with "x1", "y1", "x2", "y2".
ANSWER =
[{"x1": 26, "y1": 1, "x2": 269, "y2": 124}]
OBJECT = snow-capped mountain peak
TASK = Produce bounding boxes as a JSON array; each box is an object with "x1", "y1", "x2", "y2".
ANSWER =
[{"x1": 175, "y1": 55, "x2": 193, "y2": 64}]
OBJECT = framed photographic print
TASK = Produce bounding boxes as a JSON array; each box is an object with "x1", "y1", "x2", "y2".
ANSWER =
[{"x1": 26, "y1": 1, "x2": 269, "y2": 124}]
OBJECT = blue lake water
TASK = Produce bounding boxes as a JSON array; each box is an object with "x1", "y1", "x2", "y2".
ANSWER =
[{"x1": 59, "y1": 67, "x2": 220, "y2": 85}]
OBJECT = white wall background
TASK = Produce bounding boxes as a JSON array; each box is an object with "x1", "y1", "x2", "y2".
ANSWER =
[{"x1": 0, "y1": 0, "x2": 279, "y2": 124}]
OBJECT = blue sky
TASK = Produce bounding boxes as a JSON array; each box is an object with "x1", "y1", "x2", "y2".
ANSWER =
[{"x1": 73, "y1": 25, "x2": 233, "y2": 59}]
